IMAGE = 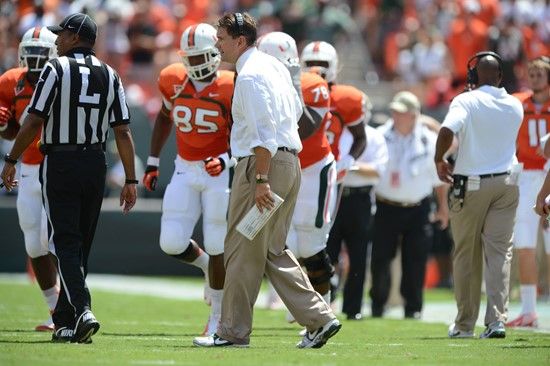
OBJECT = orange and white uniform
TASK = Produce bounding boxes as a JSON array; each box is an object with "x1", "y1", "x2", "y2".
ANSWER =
[
  {"x1": 0, "y1": 67, "x2": 47, "y2": 258},
  {"x1": 514, "y1": 92, "x2": 550, "y2": 252},
  {"x1": 326, "y1": 84, "x2": 367, "y2": 161},
  {"x1": 286, "y1": 72, "x2": 337, "y2": 259},
  {"x1": 157, "y1": 64, "x2": 234, "y2": 256}
]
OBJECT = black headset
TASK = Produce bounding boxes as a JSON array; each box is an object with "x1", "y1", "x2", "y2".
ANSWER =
[
  {"x1": 466, "y1": 51, "x2": 503, "y2": 86},
  {"x1": 234, "y1": 12, "x2": 244, "y2": 35}
]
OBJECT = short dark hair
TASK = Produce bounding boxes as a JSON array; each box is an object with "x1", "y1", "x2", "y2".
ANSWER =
[{"x1": 217, "y1": 12, "x2": 257, "y2": 46}]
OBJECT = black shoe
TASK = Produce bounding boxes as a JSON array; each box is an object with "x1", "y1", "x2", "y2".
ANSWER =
[
  {"x1": 72, "y1": 310, "x2": 100, "y2": 344},
  {"x1": 52, "y1": 327, "x2": 74, "y2": 343}
]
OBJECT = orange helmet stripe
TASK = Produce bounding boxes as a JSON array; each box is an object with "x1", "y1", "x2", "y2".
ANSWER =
[
  {"x1": 312, "y1": 41, "x2": 321, "y2": 53},
  {"x1": 33, "y1": 27, "x2": 42, "y2": 39},
  {"x1": 188, "y1": 25, "x2": 197, "y2": 48}
]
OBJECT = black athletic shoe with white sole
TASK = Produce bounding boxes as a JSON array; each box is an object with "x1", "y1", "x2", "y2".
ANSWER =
[
  {"x1": 71, "y1": 310, "x2": 100, "y2": 344},
  {"x1": 52, "y1": 326, "x2": 93, "y2": 344}
]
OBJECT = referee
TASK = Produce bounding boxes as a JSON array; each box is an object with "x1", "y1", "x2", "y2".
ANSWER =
[{"x1": 1, "y1": 13, "x2": 137, "y2": 344}]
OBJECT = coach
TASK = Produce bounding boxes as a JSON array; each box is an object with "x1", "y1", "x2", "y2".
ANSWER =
[
  {"x1": 1, "y1": 13, "x2": 137, "y2": 344},
  {"x1": 435, "y1": 52, "x2": 523, "y2": 339}
]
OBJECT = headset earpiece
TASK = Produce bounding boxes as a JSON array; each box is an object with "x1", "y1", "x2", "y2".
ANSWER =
[{"x1": 466, "y1": 51, "x2": 503, "y2": 88}]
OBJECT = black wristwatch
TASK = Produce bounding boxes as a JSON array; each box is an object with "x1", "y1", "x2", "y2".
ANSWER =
[
  {"x1": 125, "y1": 179, "x2": 139, "y2": 185},
  {"x1": 4, "y1": 154, "x2": 17, "y2": 165}
]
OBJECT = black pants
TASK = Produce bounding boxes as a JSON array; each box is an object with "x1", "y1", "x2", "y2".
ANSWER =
[
  {"x1": 39, "y1": 150, "x2": 106, "y2": 328},
  {"x1": 326, "y1": 185, "x2": 372, "y2": 317},
  {"x1": 369, "y1": 197, "x2": 433, "y2": 316}
]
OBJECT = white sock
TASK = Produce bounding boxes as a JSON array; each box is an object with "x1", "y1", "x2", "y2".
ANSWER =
[
  {"x1": 190, "y1": 250, "x2": 209, "y2": 275},
  {"x1": 209, "y1": 288, "x2": 223, "y2": 317},
  {"x1": 42, "y1": 285, "x2": 59, "y2": 312},
  {"x1": 520, "y1": 285, "x2": 537, "y2": 314}
]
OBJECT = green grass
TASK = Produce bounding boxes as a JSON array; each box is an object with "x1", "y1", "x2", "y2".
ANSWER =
[{"x1": 0, "y1": 282, "x2": 549, "y2": 366}]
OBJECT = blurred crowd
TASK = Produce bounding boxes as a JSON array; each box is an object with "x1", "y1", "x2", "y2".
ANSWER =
[{"x1": 1, "y1": 0, "x2": 548, "y2": 118}]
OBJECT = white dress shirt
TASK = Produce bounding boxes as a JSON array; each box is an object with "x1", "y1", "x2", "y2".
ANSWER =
[
  {"x1": 441, "y1": 85, "x2": 523, "y2": 175},
  {"x1": 339, "y1": 124, "x2": 388, "y2": 187},
  {"x1": 231, "y1": 47, "x2": 303, "y2": 158},
  {"x1": 375, "y1": 120, "x2": 443, "y2": 203}
]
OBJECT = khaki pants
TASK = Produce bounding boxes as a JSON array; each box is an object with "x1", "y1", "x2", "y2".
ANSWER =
[
  {"x1": 449, "y1": 175, "x2": 518, "y2": 331},
  {"x1": 218, "y1": 151, "x2": 335, "y2": 345}
]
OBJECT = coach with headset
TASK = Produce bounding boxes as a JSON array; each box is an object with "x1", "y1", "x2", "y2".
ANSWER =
[{"x1": 434, "y1": 51, "x2": 523, "y2": 339}]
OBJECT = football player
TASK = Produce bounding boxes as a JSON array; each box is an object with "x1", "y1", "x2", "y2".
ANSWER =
[
  {"x1": 301, "y1": 40, "x2": 368, "y2": 303},
  {"x1": 0, "y1": 26, "x2": 59, "y2": 332},
  {"x1": 301, "y1": 41, "x2": 367, "y2": 182},
  {"x1": 258, "y1": 32, "x2": 337, "y2": 310},
  {"x1": 508, "y1": 57, "x2": 550, "y2": 328},
  {"x1": 142, "y1": 23, "x2": 234, "y2": 335}
]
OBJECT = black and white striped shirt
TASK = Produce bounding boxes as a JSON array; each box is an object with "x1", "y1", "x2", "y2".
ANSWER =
[{"x1": 28, "y1": 47, "x2": 130, "y2": 145}]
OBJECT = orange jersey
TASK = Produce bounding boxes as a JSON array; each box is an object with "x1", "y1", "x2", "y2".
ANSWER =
[
  {"x1": 515, "y1": 92, "x2": 550, "y2": 170},
  {"x1": 299, "y1": 72, "x2": 331, "y2": 169},
  {"x1": 158, "y1": 64, "x2": 234, "y2": 161},
  {"x1": 0, "y1": 68, "x2": 43, "y2": 165},
  {"x1": 326, "y1": 84, "x2": 367, "y2": 160}
]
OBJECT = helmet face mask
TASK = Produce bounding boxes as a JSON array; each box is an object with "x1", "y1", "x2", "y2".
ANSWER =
[
  {"x1": 180, "y1": 24, "x2": 221, "y2": 81},
  {"x1": 19, "y1": 27, "x2": 57, "y2": 73},
  {"x1": 300, "y1": 41, "x2": 338, "y2": 83},
  {"x1": 257, "y1": 32, "x2": 299, "y2": 69}
]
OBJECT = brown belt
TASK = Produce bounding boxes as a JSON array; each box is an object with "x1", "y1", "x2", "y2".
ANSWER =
[{"x1": 376, "y1": 195, "x2": 422, "y2": 208}]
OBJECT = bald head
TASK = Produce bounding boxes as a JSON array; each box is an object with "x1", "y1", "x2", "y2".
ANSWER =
[{"x1": 476, "y1": 55, "x2": 502, "y2": 87}]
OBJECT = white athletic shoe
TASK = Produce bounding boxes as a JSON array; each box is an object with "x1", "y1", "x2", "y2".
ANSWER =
[
  {"x1": 296, "y1": 318, "x2": 342, "y2": 349},
  {"x1": 448, "y1": 323, "x2": 474, "y2": 338},
  {"x1": 193, "y1": 333, "x2": 249, "y2": 348}
]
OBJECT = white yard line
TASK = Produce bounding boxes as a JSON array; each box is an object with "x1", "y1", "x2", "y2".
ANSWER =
[{"x1": 1, "y1": 273, "x2": 548, "y2": 332}]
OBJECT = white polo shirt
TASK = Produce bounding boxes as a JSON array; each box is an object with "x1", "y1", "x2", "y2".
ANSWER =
[
  {"x1": 231, "y1": 47, "x2": 303, "y2": 158},
  {"x1": 441, "y1": 85, "x2": 523, "y2": 176},
  {"x1": 339, "y1": 124, "x2": 388, "y2": 187},
  {"x1": 375, "y1": 120, "x2": 443, "y2": 203}
]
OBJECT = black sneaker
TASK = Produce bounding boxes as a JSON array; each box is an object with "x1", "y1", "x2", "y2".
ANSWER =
[
  {"x1": 72, "y1": 310, "x2": 100, "y2": 344},
  {"x1": 52, "y1": 327, "x2": 74, "y2": 343}
]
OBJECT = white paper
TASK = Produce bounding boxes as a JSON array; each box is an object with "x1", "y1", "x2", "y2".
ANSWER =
[{"x1": 236, "y1": 192, "x2": 284, "y2": 240}]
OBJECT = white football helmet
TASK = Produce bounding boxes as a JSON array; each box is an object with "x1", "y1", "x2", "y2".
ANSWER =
[
  {"x1": 300, "y1": 41, "x2": 338, "y2": 83},
  {"x1": 257, "y1": 32, "x2": 299, "y2": 68},
  {"x1": 179, "y1": 23, "x2": 221, "y2": 81},
  {"x1": 19, "y1": 26, "x2": 57, "y2": 73}
]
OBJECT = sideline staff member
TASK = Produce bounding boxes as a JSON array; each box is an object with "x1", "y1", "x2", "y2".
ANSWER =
[
  {"x1": 193, "y1": 12, "x2": 340, "y2": 349},
  {"x1": 370, "y1": 91, "x2": 448, "y2": 320},
  {"x1": 1, "y1": 13, "x2": 137, "y2": 344},
  {"x1": 435, "y1": 52, "x2": 523, "y2": 339}
]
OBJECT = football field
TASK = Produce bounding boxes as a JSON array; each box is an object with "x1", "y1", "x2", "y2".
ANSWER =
[{"x1": 0, "y1": 275, "x2": 549, "y2": 366}]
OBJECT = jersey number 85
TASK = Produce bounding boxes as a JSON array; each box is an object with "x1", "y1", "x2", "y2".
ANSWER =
[{"x1": 172, "y1": 105, "x2": 219, "y2": 134}]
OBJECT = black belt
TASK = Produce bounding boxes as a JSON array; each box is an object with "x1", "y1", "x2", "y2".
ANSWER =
[
  {"x1": 479, "y1": 171, "x2": 509, "y2": 179},
  {"x1": 237, "y1": 147, "x2": 298, "y2": 162},
  {"x1": 40, "y1": 142, "x2": 105, "y2": 154},
  {"x1": 376, "y1": 195, "x2": 428, "y2": 208},
  {"x1": 342, "y1": 185, "x2": 372, "y2": 197},
  {"x1": 277, "y1": 147, "x2": 298, "y2": 155}
]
